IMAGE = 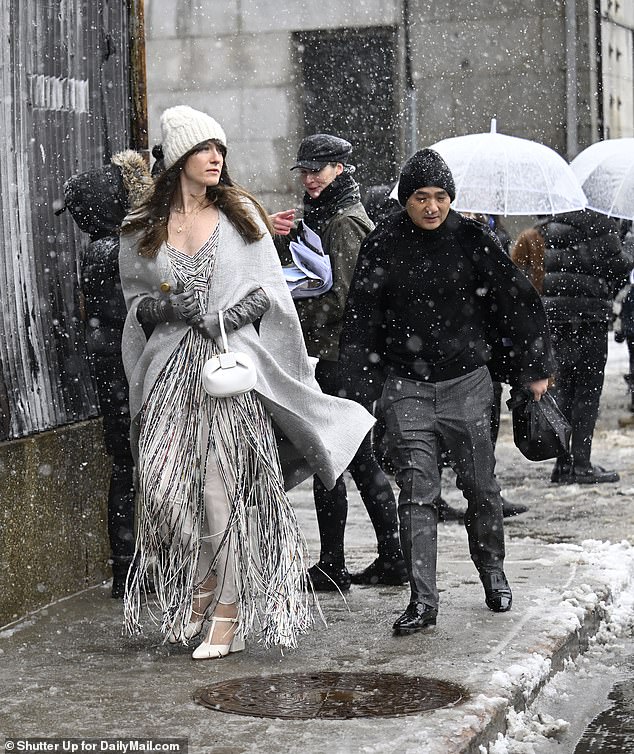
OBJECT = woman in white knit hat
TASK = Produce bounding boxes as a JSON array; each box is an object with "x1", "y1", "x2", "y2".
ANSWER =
[{"x1": 119, "y1": 105, "x2": 374, "y2": 659}]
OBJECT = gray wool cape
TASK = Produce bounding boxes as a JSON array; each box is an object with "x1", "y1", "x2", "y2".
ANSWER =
[{"x1": 118, "y1": 206, "x2": 375, "y2": 491}]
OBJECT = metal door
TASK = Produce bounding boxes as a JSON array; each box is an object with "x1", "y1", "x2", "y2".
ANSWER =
[{"x1": 295, "y1": 26, "x2": 399, "y2": 191}]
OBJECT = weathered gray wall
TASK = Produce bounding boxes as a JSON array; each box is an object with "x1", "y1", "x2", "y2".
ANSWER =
[
  {"x1": 407, "y1": 1, "x2": 569, "y2": 152},
  {"x1": 0, "y1": 0, "x2": 143, "y2": 627},
  {"x1": 0, "y1": 0, "x2": 133, "y2": 440},
  {"x1": 143, "y1": 1, "x2": 600, "y2": 201},
  {"x1": 0, "y1": 421, "x2": 111, "y2": 626}
]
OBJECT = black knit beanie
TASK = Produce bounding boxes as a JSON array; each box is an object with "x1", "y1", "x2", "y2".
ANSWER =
[{"x1": 397, "y1": 148, "x2": 456, "y2": 205}]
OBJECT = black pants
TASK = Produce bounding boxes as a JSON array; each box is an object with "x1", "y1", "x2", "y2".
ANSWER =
[
  {"x1": 490, "y1": 380, "x2": 503, "y2": 448},
  {"x1": 313, "y1": 360, "x2": 400, "y2": 566},
  {"x1": 550, "y1": 321, "x2": 608, "y2": 471},
  {"x1": 627, "y1": 335, "x2": 634, "y2": 393},
  {"x1": 103, "y1": 416, "x2": 135, "y2": 560},
  {"x1": 96, "y1": 354, "x2": 135, "y2": 561}
]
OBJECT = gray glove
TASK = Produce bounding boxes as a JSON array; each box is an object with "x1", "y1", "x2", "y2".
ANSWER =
[
  {"x1": 136, "y1": 284, "x2": 199, "y2": 325},
  {"x1": 190, "y1": 287, "x2": 270, "y2": 340}
]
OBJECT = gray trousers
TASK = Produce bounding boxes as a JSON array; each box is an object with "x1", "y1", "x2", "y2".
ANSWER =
[{"x1": 381, "y1": 366, "x2": 505, "y2": 609}]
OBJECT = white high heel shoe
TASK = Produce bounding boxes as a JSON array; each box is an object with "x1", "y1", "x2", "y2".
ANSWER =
[
  {"x1": 191, "y1": 616, "x2": 245, "y2": 660},
  {"x1": 167, "y1": 588, "x2": 215, "y2": 644}
]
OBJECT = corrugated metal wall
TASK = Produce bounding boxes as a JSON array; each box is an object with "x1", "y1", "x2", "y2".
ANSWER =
[{"x1": 0, "y1": 0, "x2": 134, "y2": 440}]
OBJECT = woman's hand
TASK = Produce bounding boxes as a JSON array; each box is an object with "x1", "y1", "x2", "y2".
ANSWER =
[
  {"x1": 136, "y1": 284, "x2": 199, "y2": 325},
  {"x1": 167, "y1": 286, "x2": 199, "y2": 321},
  {"x1": 269, "y1": 209, "x2": 295, "y2": 235},
  {"x1": 190, "y1": 312, "x2": 221, "y2": 339}
]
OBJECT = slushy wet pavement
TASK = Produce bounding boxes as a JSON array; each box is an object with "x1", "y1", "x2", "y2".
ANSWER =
[{"x1": 2, "y1": 340, "x2": 634, "y2": 754}]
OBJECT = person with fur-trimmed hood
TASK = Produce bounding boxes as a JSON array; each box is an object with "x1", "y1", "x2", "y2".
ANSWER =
[
  {"x1": 340, "y1": 149, "x2": 554, "y2": 635},
  {"x1": 63, "y1": 150, "x2": 154, "y2": 598}
]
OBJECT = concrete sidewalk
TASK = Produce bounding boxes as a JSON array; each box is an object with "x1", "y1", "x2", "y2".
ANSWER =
[
  {"x1": 1, "y1": 493, "x2": 633, "y2": 754},
  {"x1": 2, "y1": 340, "x2": 634, "y2": 753}
]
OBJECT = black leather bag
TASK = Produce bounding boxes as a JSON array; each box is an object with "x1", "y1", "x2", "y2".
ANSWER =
[{"x1": 507, "y1": 388, "x2": 571, "y2": 461}]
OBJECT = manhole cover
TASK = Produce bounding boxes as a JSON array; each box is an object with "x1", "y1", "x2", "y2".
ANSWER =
[{"x1": 194, "y1": 671, "x2": 468, "y2": 719}]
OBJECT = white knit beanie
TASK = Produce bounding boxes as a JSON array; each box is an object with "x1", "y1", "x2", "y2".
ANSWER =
[{"x1": 160, "y1": 105, "x2": 227, "y2": 169}]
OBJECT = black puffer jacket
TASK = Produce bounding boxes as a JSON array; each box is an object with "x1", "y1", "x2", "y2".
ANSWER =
[
  {"x1": 64, "y1": 151, "x2": 152, "y2": 431},
  {"x1": 539, "y1": 209, "x2": 632, "y2": 324},
  {"x1": 65, "y1": 150, "x2": 153, "y2": 357},
  {"x1": 79, "y1": 235, "x2": 127, "y2": 357}
]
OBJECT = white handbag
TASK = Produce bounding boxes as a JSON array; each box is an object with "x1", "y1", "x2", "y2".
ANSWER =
[{"x1": 201, "y1": 310, "x2": 257, "y2": 397}]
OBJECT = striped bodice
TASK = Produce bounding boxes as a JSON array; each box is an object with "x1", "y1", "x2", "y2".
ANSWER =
[{"x1": 166, "y1": 223, "x2": 219, "y2": 311}]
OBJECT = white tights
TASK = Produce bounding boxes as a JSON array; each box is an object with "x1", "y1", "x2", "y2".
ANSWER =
[{"x1": 197, "y1": 441, "x2": 237, "y2": 608}]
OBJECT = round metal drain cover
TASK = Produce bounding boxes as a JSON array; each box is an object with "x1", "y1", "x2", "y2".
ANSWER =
[{"x1": 194, "y1": 671, "x2": 468, "y2": 719}]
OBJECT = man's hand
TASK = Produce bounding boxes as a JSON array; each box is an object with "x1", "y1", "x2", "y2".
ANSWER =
[
  {"x1": 269, "y1": 208, "x2": 295, "y2": 235},
  {"x1": 527, "y1": 378, "x2": 549, "y2": 401}
]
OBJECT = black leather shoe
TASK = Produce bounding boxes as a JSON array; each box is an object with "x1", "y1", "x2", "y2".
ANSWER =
[
  {"x1": 393, "y1": 602, "x2": 438, "y2": 635},
  {"x1": 480, "y1": 569, "x2": 512, "y2": 612},
  {"x1": 572, "y1": 464, "x2": 620, "y2": 484},
  {"x1": 308, "y1": 562, "x2": 351, "y2": 592},
  {"x1": 350, "y1": 556, "x2": 409, "y2": 586},
  {"x1": 501, "y1": 498, "x2": 528, "y2": 517}
]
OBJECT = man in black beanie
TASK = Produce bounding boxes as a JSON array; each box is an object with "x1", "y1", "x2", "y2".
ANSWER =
[{"x1": 340, "y1": 148, "x2": 554, "y2": 634}]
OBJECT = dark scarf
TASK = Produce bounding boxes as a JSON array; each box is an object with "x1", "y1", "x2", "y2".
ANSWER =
[{"x1": 302, "y1": 171, "x2": 361, "y2": 236}]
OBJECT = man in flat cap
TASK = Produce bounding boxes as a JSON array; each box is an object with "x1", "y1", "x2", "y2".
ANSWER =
[
  {"x1": 340, "y1": 148, "x2": 554, "y2": 634},
  {"x1": 276, "y1": 133, "x2": 407, "y2": 593}
]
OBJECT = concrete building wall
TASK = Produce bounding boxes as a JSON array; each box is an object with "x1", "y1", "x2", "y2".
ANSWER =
[
  {"x1": 407, "y1": 1, "x2": 570, "y2": 153},
  {"x1": 144, "y1": 1, "x2": 603, "y2": 205},
  {"x1": 145, "y1": 0, "x2": 399, "y2": 210},
  {"x1": 600, "y1": 0, "x2": 634, "y2": 138},
  {"x1": 0, "y1": 421, "x2": 111, "y2": 626}
]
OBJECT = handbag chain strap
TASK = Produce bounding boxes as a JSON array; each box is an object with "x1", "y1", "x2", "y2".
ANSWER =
[{"x1": 218, "y1": 309, "x2": 230, "y2": 353}]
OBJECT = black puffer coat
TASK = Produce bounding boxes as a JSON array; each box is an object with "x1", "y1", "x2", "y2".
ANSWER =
[
  {"x1": 80, "y1": 235, "x2": 128, "y2": 358},
  {"x1": 64, "y1": 151, "x2": 153, "y2": 446},
  {"x1": 539, "y1": 209, "x2": 632, "y2": 325},
  {"x1": 65, "y1": 151, "x2": 153, "y2": 358}
]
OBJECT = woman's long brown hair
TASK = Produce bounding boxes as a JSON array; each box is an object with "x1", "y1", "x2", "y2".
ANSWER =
[{"x1": 122, "y1": 140, "x2": 273, "y2": 258}]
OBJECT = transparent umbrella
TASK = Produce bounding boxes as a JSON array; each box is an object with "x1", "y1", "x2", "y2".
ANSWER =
[
  {"x1": 395, "y1": 119, "x2": 587, "y2": 216},
  {"x1": 570, "y1": 138, "x2": 634, "y2": 222}
]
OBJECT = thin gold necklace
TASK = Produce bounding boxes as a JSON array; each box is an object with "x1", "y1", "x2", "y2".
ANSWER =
[{"x1": 171, "y1": 202, "x2": 207, "y2": 234}]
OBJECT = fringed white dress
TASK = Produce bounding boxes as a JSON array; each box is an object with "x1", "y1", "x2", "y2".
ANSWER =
[{"x1": 124, "y1": 224, "x2": 312, "y2": 648}]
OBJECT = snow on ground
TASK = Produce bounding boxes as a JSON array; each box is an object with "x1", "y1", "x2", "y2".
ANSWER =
[{"x1": 481, "y1": 539, "x2": 634, "y2": 753}]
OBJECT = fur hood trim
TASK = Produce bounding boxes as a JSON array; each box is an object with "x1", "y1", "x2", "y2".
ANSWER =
[{"x1": 111, "y1": 150, "x2": 154, "y2": 209}]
